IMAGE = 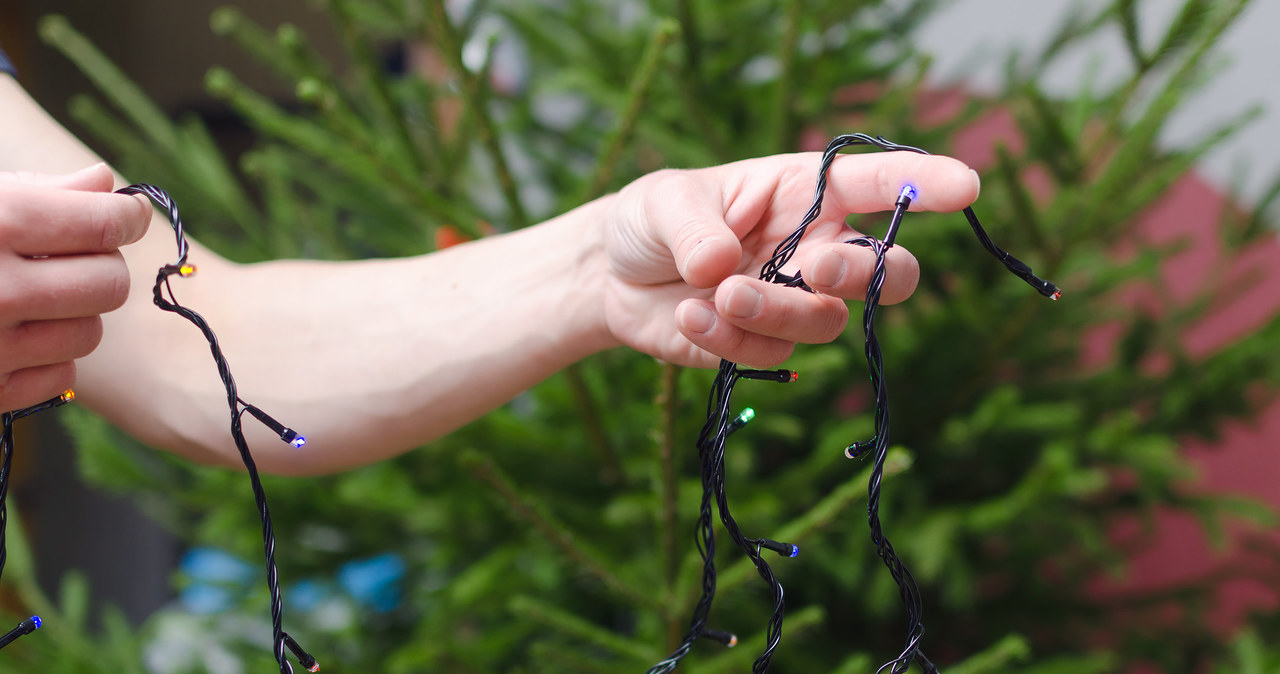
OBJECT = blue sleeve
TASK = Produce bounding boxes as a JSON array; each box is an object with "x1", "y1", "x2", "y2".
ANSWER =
[{"x1": 0, "y1": 45, "x2": 14, "y2": 78}]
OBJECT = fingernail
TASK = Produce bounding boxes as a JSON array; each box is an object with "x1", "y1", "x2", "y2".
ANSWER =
[
  {"x1": 970, "y1": 169, "x2": 981, "y2": 199},
  {"x1": 809, "y1": 250, "x2": 847, "y2": 288},
  {"x1": 681, "y1": 303, "x2": 717, "y2": 334},
  {"x1": 725, "y1": 284, "x2": 763, "y2": 318}
]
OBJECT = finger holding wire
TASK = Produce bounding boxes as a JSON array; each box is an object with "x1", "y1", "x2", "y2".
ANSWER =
[
  {"x1": 677, "y1": 275, "x2": 852, "y2": 355},
  {"x1": 658, "y1": 133, "x2": 1060, "y2": 674},
  {"x1": 801, "y1": 241, "x2": 920, "y2": 304}
]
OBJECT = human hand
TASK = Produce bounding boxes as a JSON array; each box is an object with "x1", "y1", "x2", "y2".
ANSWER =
[
  {"x1": 603, "y1": 151, "x2": 980, "y2": 368},
  {"x1": 0, "y1": 164, "x2": 150, "y2": 410}
]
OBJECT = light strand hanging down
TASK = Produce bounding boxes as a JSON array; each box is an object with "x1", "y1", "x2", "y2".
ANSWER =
[
  {"x1": 0, "y1": 390, "x2": 74, "y2": 651},
  {"x1": 116, "y1": 184, "x2": 318, "y2": 674},
  {"x1": 647, "y1": 133, "x2": 1059, "y2": 674}
]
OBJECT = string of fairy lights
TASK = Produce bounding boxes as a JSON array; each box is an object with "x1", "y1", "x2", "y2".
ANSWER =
[
  {"x1": 0, "y1": 133, "x2": 1057, "y2": 671},
  {"x1": 647, "y1": 133, "x2": 1059, "y2": 673},
  {"x1": 115, "y1": 183, "x2": 318, "y2": 674},
  {"x1": 0, "y1": 185, "x2": 318, "y2": 671},
  {"x1": 0, "y1": 392, "x2": 73, "y2": 649}
]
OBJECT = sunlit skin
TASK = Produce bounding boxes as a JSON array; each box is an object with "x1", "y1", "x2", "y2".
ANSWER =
[{"x1": 0, "y1": 74, "x2": 981, "y2": 475}]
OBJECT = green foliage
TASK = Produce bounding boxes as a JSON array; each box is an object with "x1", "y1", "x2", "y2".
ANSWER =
[{"x1": 27, "y1": 0, "x2": 1280, "y2": 671}]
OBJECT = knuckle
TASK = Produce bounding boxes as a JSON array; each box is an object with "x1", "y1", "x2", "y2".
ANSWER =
[
  {"x1": 0, "y1": 281, "x2": 21, "y2": 319},
  {"x1": 816, "y1": 303, "x2": 849, "y2": 342},
  {"x1": 102, "y1": 255, "x2": 132, "y2": 311},
  {"x1": 93, "y1": 197, "x2": 125, "y2": 251}
]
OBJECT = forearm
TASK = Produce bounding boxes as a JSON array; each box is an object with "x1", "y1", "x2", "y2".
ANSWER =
[
  {"x1": 87, "y1": 201, "x2": 616, "y2": 475},
  {"x1": 2, "y1": 75, "x2": 618, "y2": 474}
]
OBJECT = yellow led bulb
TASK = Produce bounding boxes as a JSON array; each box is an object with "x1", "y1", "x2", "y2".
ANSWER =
[
  {"x1": 179, "y1": 264, "x2": 198, "y2": 277},
  {"x1": 60, "y1": 390, "x2": 75, "y2": 403}
]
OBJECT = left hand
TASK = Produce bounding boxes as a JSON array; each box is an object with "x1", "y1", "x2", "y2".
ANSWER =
[{"x1": 602, "y1": 150, "x2": 980, "y2": 368}]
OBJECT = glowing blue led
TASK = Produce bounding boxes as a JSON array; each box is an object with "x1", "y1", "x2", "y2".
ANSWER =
[
  {"x1": 29, "y1": 616, "x2": 40, "y2": 630},
  {"x1": 291, "y1": 436, "x2": 307, "y2": 449},
  {"x1": 900, "y1": 185, "x2": 918, "y2": 201},
  {"x1": 787, "y1": 544, "x2": 800, "y2": 558}
]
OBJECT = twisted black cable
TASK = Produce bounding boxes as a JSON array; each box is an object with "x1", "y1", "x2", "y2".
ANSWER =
[
  {"x1": 116, "y1": 184, "x2": 317, "y2": 674},
  {"x1": 0, "y1": 392, "x2": 71, "y2": 649},
  {"x1": 782, "y1": 135, "x2": 1056, "y2": 672},
  {"x1": 644, "y1": 362, "x2": 730, "y2": 674},
  {"x1": 654, "y1": 133, "x2": 1059, "y2": 673}
]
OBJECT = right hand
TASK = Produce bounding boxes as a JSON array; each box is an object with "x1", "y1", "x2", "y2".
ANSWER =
[
  {"x1": 601, "y1": 151, "x2": 977, "y2": 368},
  {"x1": 0, "y1": 164, "x2": 150, "y2": 410}
]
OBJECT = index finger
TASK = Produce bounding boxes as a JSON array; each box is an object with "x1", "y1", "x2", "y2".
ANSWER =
[
  {"x1": 822, "y1": 151, "x2": 980, "y2": 214},
  {"x1": 0, "y1": 184, "x2": 151, "y2": 257}
]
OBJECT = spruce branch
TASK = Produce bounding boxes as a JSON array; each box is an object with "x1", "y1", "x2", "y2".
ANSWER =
[
  {"x1": 768, "y1": 0, "x2": 803, "y2": 153},
  {"x1": 578, "y1": 18, "x2": 677, "y2": 203},
  {"x1": 706, "y1": 448, "x2": 914, "y2": 598},
  {"x1": 458, "y1": 449, "x2": 661, "y2": 611},
  {"x1": 562, "y1": 364, "x2": 622, "y2": 485},
  {"x1": 510, "y1": 594, "x2": 660, "y2": 664},
  {"x1": 697, "y1": 605, "x2": 824, "y2": 674},
  {"x1": 655, "y1": 362, "x2": 683, "y2": 647},
  {"x1": 425, "y1": 0, "x2": 532, "y2": 229},
  {"x1": 204, "y1": 66, "x2": 480, "y2": 236},
  {"x1": 38, "y1": 15, "x2": 180, "y2": 153},
  {"x1": 322, "y1": 0, "x2": 431, "y2": 178}
]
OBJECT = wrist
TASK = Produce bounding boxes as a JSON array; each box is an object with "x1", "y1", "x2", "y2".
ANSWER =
[{"x1": 541, "y1": 193, "x2": 621, "y2": 358}]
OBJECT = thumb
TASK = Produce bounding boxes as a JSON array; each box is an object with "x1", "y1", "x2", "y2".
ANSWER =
[
  {"x1": 669, "y1": 217, "x2": 742, "y2": 289},
  {"x1": 641, "y1": 171, "x2": 742, "y2": 289}
]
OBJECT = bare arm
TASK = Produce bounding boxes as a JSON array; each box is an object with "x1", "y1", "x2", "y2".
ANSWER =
[{"x1": 0, "y1": 75, "x2": 978, "y2": 475}]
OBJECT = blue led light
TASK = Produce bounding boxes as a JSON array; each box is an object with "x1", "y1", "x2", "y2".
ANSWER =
[
  {"x1": 29, "y1": 616, "x2": 41, "y2": 630},
  {"x1": 291, "y1": 436, "x2": 307, "y2": 449},
  {"x1": 900, "y1": 184, "x2": 918, "y2": 201},
  {"x1": 787, "y1": 544, "x2": 800, "y2": 558}
]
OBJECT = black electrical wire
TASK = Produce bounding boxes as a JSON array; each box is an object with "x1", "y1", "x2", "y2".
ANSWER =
[
  {"x1": 649, "y1": 133, "x2": 1059, "y2": 673},
  {"x1": 0, "y1": 391, "x2": 72, "y2": 650},
  {"x1": 116, "y1": 184, "x2": 317, "y2": 674}
]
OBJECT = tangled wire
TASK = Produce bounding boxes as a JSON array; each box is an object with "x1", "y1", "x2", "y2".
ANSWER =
[
  {"x1": 647, "y1": 133, "x2": 1059, "y2": 673},
  {"x1": 117, "y1": 184, "x2": 318, "y2": 674}
]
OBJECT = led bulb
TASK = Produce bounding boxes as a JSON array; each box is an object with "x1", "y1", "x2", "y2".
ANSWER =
[
  {"x1": 727, "y1": 407, "x2": 755, "y2": 436},
  {"x1": 279, "y1": 428, "x2": 306, "y2": 448},
  {"x1": 703, "y1": 629, "x2": 738, "y2": 648},
  {"x1": 60, "y1": 390, "x2": 75, "y2": 403},
  {"x1": 899, "y1": 185, "x2": 918, "y2": 201},
  {"x1": 179, "y1": 264, "x2": 197, "y2": 277},
  {"x1": 759, "y1": 538, "x2": 800, "y2": 558},
  {"x1": 739, "y1": 369, "x2": 797, "y2": 384}
]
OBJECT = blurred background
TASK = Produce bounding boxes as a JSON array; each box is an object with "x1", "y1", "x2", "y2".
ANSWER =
[{"x1": 2, "y1": 0, "x2": 1280, "y2": 671}]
